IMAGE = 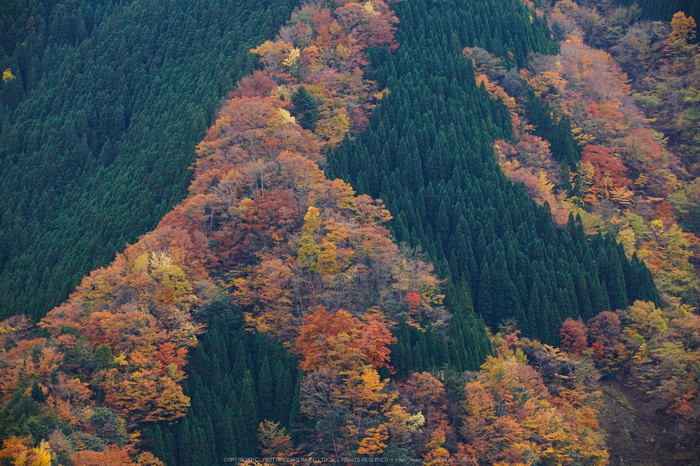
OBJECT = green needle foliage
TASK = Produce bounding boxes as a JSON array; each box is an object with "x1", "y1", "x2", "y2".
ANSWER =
[
  {"x1": 291, "y1": 85, "x2": 321, "y2": 131},
  {"x1": 0, "y1": 0, "x2": 297, "y2": 321},
  {"x1": 144, "y1": 301, "x2": 299, "y2": 465},
  {"x1": 618, "y1": 0, "x2": 700, "y2": 26},
  {"x1": 329, "y1": 0, "x2": 659, "y2": 346}
]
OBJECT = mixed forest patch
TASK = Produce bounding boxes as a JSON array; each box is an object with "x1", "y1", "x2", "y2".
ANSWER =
[
  {"x1": 0, "y1": 0, "x2": 298, "y2": 321},
  {"x1": 329, "y1": 0, "x2": 656, "y2": 347},
  {"x1": 4, "y1": 0, "x2": 700, "y2": 464},
  {"x1": 469, "y1": 0, "x2": 700, "y2": 460}
]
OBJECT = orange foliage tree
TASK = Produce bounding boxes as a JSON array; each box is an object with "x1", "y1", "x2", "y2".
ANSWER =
[
  {"x1": 296, "y1": 307, "x2": 402, "y2": 458},
  {"x1": 580, "y1": 144, "x2": 632, "y2": 205},
  {"x1": 296, "y1": 306, "x2": 395, "y2": 373},
  {"x1": 399, "y1": 372, "x2": 451, "y2": 459},
  {"x1": 456, "y1": 335, "x2": 608, "y2": 465}
]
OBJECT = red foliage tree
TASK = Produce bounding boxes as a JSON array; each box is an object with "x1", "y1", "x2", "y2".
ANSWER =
[
  {"x1": 586, "y1": 311, "x2": 624, "y2": 371},
  {"x1": 586, "y1": 311, "x2": 622, "y2": 346},
  {"x1": 405, "y1": 292, "x2": 420, "y2": 316},
  {"x1": 231, "y1": 70, "x2": 278, "y2": 99},
  {"x1": 310, "y1": 8, "x2": 334, "y2": 46},
  {"x1": 580, "y1": 144, "x2": 633, "y2": 204},
  {"x1": 559, "y1": 318, "x2": 588, "y2": 355},
  {"x1": 71, "y1": 445, "x2": 136, "y2": 466}
]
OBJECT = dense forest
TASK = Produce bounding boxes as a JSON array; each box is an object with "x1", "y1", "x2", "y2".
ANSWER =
[
  {"x1": 0, "y1": 0, "x2": 297, "y2": 321},
  {"x1": 327, "y1": 0, "x2": 658, "y2": 346},
  {"x1": 1, "y1": 0, "x2": 700, "y2": 465},
  {"x1": 618, "y1": 0, "x2": 700, "y2": 25},
  {"x1": 473, "y1": 0, "x2": 700, "y2": 461}
]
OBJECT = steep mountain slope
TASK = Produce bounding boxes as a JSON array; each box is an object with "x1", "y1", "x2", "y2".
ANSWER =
[
  {"x1": 0, "y1": 0, "x2": 296, "y2": 321},
  {"x1": 329, "y1": 0, "x2": 658, "y2": 345},
  {"x1": 0, "y1": 0, "x2": 617, "y2": 463},
  {"x1": 5, "y1": 0, "x2": 687, "y2": 464},
  {"x1": 147, "y1": 0, "x2": 624, "y2": 463},
  {"x1": 468, "y1": 0, "x2": 700, "y2": 460}
]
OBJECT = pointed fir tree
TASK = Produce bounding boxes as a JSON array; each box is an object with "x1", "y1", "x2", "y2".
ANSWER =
[
  {"x1": 163, "y1": 428, "x2": 177, "y2": 466},
  {"x1": 273, "y1": 366, "x2": 293, "y2": 426},
  {"x1": 240, "y1": 370, "x2": 259, "y2": 445},
  {"x1": 477, "y1": 262, "x2": 493, "y2": 327},
  {"x1": 202, "y1": 415, "x2": 218, "y2": 465},
  {"x1": 606, "y1": 248, "x2": 629, "y2": 311},
  {"x1": 291, "y1": 85, "x2": 320, "y2": 131},
  {"x1": 216, "y1": 407, "x2": 237, "y2": 460},
  {"x1": 30, "y1": 379, "x2": 45, "y2": 404},
  {"x1": 149, "y1": 425, "x2": 167, "y2": 466},
  {"x1": 235, "y1": 408, "x2": 253, "y2": 457},
  {"x1": 178, "y1": 418, "x2": 196, "y2": 466},
  {"x1": 257, "y1": 356, "x2": 274, "y2": 422}
]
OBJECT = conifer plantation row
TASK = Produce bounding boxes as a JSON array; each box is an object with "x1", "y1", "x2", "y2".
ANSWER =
[
  {"x1": 0, "y1": 0, "x2": 297, "y2": 320},
  {"x1": 148, "y1": 304, "x2": 301, "y2": 466},
  {"x1": 328, "y1": 0, "x2": 658, "y2": 346}
]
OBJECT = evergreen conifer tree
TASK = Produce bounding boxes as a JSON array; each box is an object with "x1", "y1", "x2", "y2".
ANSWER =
[
  {"x1": 274, "y1": 366, "x2": 293, "y2": 426},
  {"x1": 291, "y1": 86, "x2": 320, "y2": 131},
  {"x1": 150, "y1": 426, "x2": 168, "y2": 465},
  {"x1": 607, "y1": 247, "x2": 629, "y2": 311},
  {"x1": 258, "y1": 356, "x2": 274, "y2": 422},
  {"x1": 239, "y1": 370, "x2": 259, "y2": 450},
  {"x1": 217, "y1": 408, "x2": 237, "y2": 460},
  {"x1": 30, "y1": 380, "x2": 45, "y2": 404},
  {"x1": 178, "y1": 418, "x2": 196, "y2": 466}
]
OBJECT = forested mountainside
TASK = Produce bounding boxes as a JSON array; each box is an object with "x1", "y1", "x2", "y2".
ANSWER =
[
  {"x1": 458, "y1": 0, "x2": 700, "y2": 462},
  {"x1": 1, "y1": 0, "x2": 700, "y2": 465},
  {"x1": 0, "y1": 0, "x2": 297, "y2": 321},
  {"x1": 328, "y1": 0, "x2": 658, "y2": 347}
]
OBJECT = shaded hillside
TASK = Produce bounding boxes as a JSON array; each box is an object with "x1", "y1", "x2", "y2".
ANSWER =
[
  {"x1": 471, "y1": 0, "x2": 700, "y2": 459},
  {"x1": 619, "y1": 0, "x2": 700, "y2": 26},
  {"x1": 492, "y1": 2, "x2": 700, "y2": 307}
]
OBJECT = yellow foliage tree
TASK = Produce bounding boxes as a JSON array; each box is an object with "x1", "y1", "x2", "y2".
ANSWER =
[
  {"x1": 668, "y1": 12, "x2": 697, "y2": 44},
  {"x1": 2, "y1": 68, "x2": 15, "y2": 83},
  {"x1": 356, "y1": 425, "x2": 389, "y2": 456},
  {"x1": 0, "y1": 437, "x2": 52, "y2": 466},
  {"x1": 625, "y1": 300, "x2": 667, "y2": 340}
]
